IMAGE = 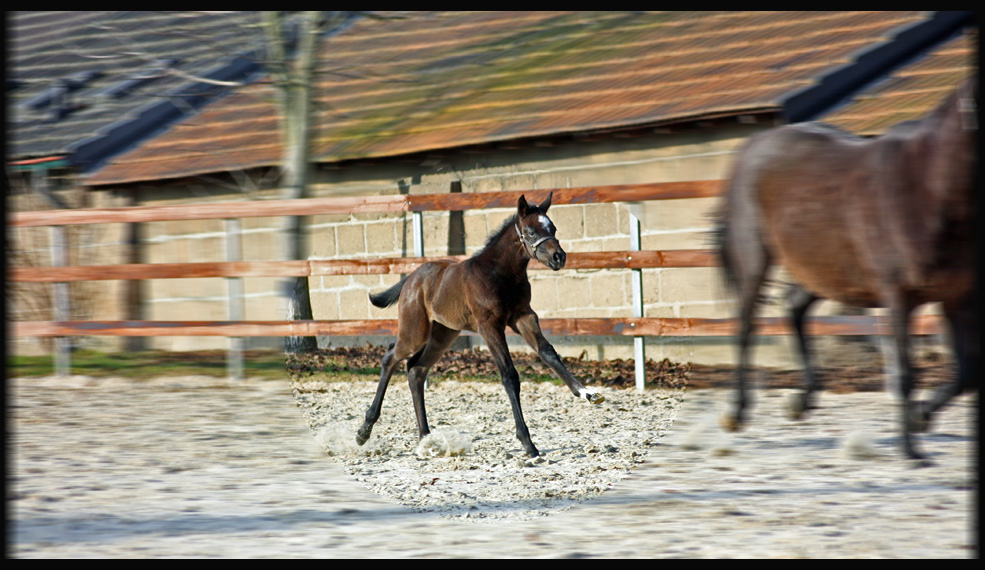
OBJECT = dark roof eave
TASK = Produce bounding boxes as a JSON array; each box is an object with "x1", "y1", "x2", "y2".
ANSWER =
[
  {"x1": 310, "y1": 107, "x2": 784, "y2": 164},
  {"x1": 782, "y1": 10, "x2": 975, "y2": 122},
  {"x1": 67, "y1": 54, "x2": 263, "y2": 174},
  {"x1": 84, "y1": 107, "x2": 782, "y2": 187}
]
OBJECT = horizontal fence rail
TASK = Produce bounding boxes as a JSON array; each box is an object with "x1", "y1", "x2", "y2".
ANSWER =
[
  {"x1": 9, "y1": 250, "x2": 720, "y2": 282},
  {"x1": 9, "y1": 180, "x2": 722, "y2": 227},
  {"x1": 11, "y1": 315, "x2": 943, "y2": 338}
]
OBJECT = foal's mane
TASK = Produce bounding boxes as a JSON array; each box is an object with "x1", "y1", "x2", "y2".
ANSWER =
[
  {"x1": 476, "y1": 213, "x2": 520, "y2": 255},
  {"x1": 476, "y1": 205, "x2": 548, "y2": 255}
]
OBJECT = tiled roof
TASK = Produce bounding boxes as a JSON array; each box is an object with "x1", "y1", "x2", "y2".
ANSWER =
[
  {"x1": 7, "y1": 11, "x2": 266, "y2": 170},
  {"x1": 79, "y1": 11, "x2": 974, "y2": 186},
  {"x1": 822, "y1": 32, "x2": 976, "y2": 135}
]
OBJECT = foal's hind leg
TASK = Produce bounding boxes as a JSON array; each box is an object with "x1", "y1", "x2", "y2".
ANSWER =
[
  {"x1": 514, "y1": 312, "x2": 604, "y2": 404},
  {"x1": 357, "y1": 294, "x2": 431, "y2": 446},
  {"x1": 356, "y1": 341, "x2": 406, "y2": 445},
  {"x1": 406, "y1": 323, "x2": 461, "y2": 440},
  {"x1": 786, "y1": 285, "x2": 821, "y2": 420}
]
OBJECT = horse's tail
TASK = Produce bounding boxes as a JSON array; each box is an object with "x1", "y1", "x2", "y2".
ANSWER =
[
  {"x1": 369, "y1": 277, "x2": 407, "y2": 308},
  {"x1": 712, "y1": 159, "x2": 745, "y2": 294},
  {"x1": 713, "y1": 132, "x2": 769, "y2": 296},
  {"x1": 711, "y1": 213, "x2": 734, "y2": 291}
]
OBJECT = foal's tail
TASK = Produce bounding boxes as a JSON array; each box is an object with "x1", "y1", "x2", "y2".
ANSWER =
[{"x1": 369, "y1": 277, "x2": 407, "y2": 308}]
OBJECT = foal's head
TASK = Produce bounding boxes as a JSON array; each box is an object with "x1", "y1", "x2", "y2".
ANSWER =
[{"x1": 515, "y1": 193, "x2": 566, "y2": 271}]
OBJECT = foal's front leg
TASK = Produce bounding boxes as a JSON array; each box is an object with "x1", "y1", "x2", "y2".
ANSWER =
[
  {"x1": 514, "y1": 312, "x2": 604, "y2": 404},
  {"x1": 480, "y1": 323, "x2": 539, "y2": 457}
]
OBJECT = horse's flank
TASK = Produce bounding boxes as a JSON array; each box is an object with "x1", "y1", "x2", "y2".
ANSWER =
[{"x1": 720, "y1": 78, "x2": 976, "y2": 308}]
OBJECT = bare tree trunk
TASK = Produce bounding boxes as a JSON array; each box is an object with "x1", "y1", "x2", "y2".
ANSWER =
[{"x1": 264, "y1": 11, "x2": 323, "y2": 354}]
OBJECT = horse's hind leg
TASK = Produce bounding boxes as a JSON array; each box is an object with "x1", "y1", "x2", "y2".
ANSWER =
[
  {"x1": 786, "y1": 285, "x2": 821, "y2": 420},
  {"x1": 514, "y1": 312, "x2": 604, "y2": 404},
  {"x1": 406, "y1": 323, "x2": 460, "y2": 440},
  {"x1": 720, "y1": 238, "x2": 770, "y2": 432},
  {"x1": 911, "y1": 294, "x2": 978, "y2": 432}
]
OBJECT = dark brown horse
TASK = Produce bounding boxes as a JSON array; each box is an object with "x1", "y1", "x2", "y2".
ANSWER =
[
  {"x1": 716, "y1": 77, "x2": 977, "y2": 463},
  {"x1": 357, "y1": 193, "x2": 604, "y2": 457}
]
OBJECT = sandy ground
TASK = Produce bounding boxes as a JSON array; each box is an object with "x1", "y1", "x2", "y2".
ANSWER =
[
  {"x1": 292, "y1": 378, "x2": 685, "y2": 520},
  {"x1": 8, "y1": 373, "x2": 978, "y2": 558}
]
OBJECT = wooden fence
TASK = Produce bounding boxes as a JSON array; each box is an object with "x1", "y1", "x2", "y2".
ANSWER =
[{"x1": 9, "y1": 180, "x2": 941, "y2": 385}]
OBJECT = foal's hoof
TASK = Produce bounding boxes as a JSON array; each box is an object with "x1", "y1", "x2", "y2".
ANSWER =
[
  {"x1": 585, "y1": 391, "x2": 605, "y2": 405},
  {"x1": 355, "y1": 426, "x2": 372, "y2": 446}
]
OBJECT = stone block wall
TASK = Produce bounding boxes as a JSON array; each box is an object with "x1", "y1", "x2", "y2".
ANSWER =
[{"x1": 12, "y1": 121, "x2": 932, "y2": 368}]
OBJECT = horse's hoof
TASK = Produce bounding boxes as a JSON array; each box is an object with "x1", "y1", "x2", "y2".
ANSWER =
[
  {"x1": 906, "y1": 449, "x2": 933, "y2": 468},
  {"x1": 719, "y1": 412, "x2": 742, "y2": 432},
  {"x1": 908, "y1": 457, "x2": 934, "y2": 468},
  {"x1": 355, "y1": 427, "x2": 371, "y2": 446}
]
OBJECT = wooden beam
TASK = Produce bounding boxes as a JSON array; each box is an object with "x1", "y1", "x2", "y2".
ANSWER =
[
  {"x1": 405, "y1": 181, "x2": 723, "y2": 212},
  {"x1": 9, "y1": 181, "x2": 724, "y2": 228},
  {"x1": 10, "y1": 250, "x2": 720, "y2": 283},
  {"x1": 9, "y1": 194, "x2": 407, "y2": 227}
]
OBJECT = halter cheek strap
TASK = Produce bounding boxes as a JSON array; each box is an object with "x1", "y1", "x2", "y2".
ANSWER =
[{"x1": 515, "y1": 223, "x2": 554, "y2": 253}]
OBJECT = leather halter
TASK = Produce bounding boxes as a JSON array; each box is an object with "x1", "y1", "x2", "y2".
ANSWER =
[{"x1": 515, "y1": 221, "x2": 554, "y2": 254}]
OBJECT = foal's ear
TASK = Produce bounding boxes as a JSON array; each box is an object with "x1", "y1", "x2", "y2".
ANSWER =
[
  {"x1": 517, "y1": 195, "x2": 529, "y2": 217},
  {"x1": 539, "y1": 192, "x2": 553, "y2": 212}
]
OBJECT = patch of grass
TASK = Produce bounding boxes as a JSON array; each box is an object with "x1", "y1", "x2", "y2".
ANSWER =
[{"x1": 7, "y1": 349, "x2": 289, "y2": 380}]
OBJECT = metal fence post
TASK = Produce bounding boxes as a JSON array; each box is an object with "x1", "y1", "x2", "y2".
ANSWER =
[
  {"x1": 225, "y1": 218, "x2": 245, "y2": 380},
  {"x1": 50, "y1": 224, "x2": 71, "y2": 377},
  {"x1": 629, "y1": 208, "x2": 645, "y2": 392}
]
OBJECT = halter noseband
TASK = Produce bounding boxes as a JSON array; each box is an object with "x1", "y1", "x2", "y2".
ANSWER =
[{"x1": 515, "y1": 221, "x2": 554, "y2": 254}]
